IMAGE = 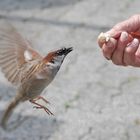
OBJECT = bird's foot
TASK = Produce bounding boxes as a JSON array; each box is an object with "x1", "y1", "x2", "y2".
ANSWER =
[
  {"x1": 33, "y1": 96, "x2": 50, "y2": 104},
  {"x1": 30, "y1": 97, "x2": 53, "y2": 115},
  {"x1": 33, "y1": 105, "x2": 54, "y2": 115}
]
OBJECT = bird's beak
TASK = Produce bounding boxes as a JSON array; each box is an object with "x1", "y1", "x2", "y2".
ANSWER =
[
  {"x1": 64, "y1": 47, "x2": 73, "y2": 55},
  {"x1": 55, "y1": 47, "x2": 73, "y2": 56}
]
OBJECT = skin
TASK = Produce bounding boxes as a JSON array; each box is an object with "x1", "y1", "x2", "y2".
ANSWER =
[{"x1": 98, "y1": 14, "x2": 140, "y2": 67}]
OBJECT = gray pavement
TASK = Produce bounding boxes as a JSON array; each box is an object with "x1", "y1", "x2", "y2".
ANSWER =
[{"x1": 0, "y1": 0, "x2": 140, "y2": 140}]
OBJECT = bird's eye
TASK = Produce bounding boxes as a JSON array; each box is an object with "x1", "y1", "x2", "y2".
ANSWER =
[{"x1": 56, "y1": 48, "x2": 66, "y2": 55}]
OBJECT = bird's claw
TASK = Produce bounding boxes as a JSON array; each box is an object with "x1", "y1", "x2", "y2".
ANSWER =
[
  {"x1": 33, "y1": 105, "x2": 53, "y2": 115},
  {"x1": 33, "y1": 106, "x2": 41, "y2": 109}
]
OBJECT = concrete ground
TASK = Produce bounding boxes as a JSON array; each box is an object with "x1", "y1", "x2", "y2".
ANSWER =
[{"x1": 0, "y1": 0, "x2": 140, "y2": 139}]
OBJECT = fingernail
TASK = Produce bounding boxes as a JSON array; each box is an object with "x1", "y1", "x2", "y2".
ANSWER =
[
  {"x1": 127, "y1": 38, "x2": 139, "y2": 48},
  {"x1": 107, "y1": 30, "x2": 121, "y2": 38},
  {"x1": 120, "y1": 32, "x2": 128, "y2": 41},
  {"x1": 106, "y1": 38, "x2": 117, "y2": 48}
]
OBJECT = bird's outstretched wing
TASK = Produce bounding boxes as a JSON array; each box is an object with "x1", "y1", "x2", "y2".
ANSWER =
[{"x1": 0, "y1": 22, "x2": 43, "y2": 86}]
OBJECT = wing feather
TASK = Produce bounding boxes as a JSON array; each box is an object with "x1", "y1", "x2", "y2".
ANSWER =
[{"x1": 0, "y1": 22, "x2": 43, "y2": 85}]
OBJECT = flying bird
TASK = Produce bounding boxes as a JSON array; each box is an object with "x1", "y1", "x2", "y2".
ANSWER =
[{"x1": 0, "y1": 22, "x2": 73, "y2": 130}]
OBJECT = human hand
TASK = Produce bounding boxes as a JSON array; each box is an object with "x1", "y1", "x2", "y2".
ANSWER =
[{"x1": 98, "y1": 15, "x2": 140, "y2": 67}]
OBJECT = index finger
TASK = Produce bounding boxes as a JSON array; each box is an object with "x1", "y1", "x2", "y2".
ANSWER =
[{"x1": 112, "y1": 15, "x2": 140, "y2": 33}]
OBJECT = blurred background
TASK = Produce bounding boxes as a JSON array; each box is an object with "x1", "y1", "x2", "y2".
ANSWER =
[{"x1": 0, "y1": 0, "x2": 140, "y2": 139}]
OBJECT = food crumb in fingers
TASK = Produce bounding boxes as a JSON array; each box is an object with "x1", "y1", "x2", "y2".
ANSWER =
[{"x1": 98, "y1": 32, "x2": 111, "y2": 43}]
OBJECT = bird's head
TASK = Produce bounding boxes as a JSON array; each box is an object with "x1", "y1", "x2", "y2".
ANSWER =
[{"x1": 43, "y1": 47, "x2": 73, "y2": 71}]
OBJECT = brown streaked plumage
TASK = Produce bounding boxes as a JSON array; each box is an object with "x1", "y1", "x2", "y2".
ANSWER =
[{"x1": 0, "y1": 22, "x2": 73, "y2": 130}]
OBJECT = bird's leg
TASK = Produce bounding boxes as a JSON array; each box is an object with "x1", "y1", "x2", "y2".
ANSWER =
[
  {"x1": 33, "y1": 96, "x2": 50, "y2": 104},
  {"x1": 29, "y1": 99, "x2": 53, "y2": 115}
]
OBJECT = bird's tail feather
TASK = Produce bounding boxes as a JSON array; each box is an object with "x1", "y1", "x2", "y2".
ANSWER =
[{"x1": 1, "y1": 95, "x2": 22, "y2": 130}]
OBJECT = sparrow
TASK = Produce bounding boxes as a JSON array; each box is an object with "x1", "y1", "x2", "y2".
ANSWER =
[{"x1": 0, "y1": 23, "x2": 73, "y2": 129}]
